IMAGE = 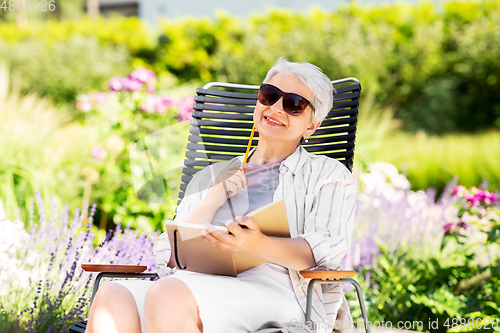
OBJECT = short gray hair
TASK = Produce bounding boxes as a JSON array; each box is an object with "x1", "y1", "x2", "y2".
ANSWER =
[{"x1": 263, "y1": 58, "x2": 335, "y2": 124}]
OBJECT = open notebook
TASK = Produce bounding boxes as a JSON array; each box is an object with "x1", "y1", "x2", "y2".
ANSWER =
[{"x1": 165, "y1": 199, "x2": 290, "y2": 276}]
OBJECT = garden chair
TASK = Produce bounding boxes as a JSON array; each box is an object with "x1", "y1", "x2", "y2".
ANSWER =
[{"x1": 69, "y1": 78, "x2": 370, "y2": 333}]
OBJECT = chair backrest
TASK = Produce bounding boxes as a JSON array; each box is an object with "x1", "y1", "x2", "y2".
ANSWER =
[{"x1": 177, "y1": 78, "x2": 361, "y2": 205}]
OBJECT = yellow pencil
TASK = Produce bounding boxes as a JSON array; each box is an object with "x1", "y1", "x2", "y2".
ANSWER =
[{"x1": 242, "y1": 124, "x2": 256, "y2": 173}]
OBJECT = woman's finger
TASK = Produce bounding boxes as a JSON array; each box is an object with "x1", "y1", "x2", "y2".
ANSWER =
[
  {"x1": 234, "y1": 216, "x2": 259, "y2": 231},
  {"x1": 223, "y1": 180, "x2": 239, "y2": 197},
  {"x1": 204, "y1": 223, "x2": 233, "y2": 243},
  {"x1": 234, "y1": 170, "x2": 248, "y2": 190}
]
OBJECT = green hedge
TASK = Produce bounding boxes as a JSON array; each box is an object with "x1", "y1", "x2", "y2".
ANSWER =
[{"x1": 1, "y1": 2, "x2": 500, "y2": 132}]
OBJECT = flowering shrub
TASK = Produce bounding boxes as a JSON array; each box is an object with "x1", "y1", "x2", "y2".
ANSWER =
[
  {"x1": 341, "y1": 165, "x2": 500, "y2": 331},
  {"x1": 443, "y1": 185, "x2": 500, "y2": 243},
  {"x1": 74, "y1": 68, "x2": 194, "y2": 232},
  {"x1": 76, "y1": 68, "x2": 194, "y2": 121},
  {"x1": 0, "y1": 193, "x2": 158, "y2": 332},
  {"x1": 343, "y1": 162, "x2": 456, "y2": 270}
]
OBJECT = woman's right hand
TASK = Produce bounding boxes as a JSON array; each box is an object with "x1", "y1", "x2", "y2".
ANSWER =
[{"x1": 207, "y1": 163, "x2": 253, "y2": 208}]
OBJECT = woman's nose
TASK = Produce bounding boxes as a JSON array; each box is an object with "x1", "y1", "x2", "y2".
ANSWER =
[{"x1": 269, "y1": 96, "x2": 286, "y2": 113}]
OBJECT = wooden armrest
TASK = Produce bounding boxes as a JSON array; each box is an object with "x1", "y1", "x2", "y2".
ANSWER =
[
  {"x1": 81, "y1": 264, "x2": 148, "y2": 273},
  {"x1": 299, "y1": 269, "x2": 355, "y2": 279}
]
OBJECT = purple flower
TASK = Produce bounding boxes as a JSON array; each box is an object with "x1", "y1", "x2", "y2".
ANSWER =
[
  {"x1": 443, "y1": 222, "x2": 454, "y2": 235},
  {"x1": 109, "y1": 76, "x2": 124, "y2": 91}
]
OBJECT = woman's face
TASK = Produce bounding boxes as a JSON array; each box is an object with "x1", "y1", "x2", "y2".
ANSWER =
[{"x1": 253, "y1": 72, "x2": 321, "y2": 146}]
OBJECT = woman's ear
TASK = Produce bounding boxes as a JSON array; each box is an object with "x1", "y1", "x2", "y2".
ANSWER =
[{"x1": 305, "y1": 120, "x2": 321, "y2": 137}]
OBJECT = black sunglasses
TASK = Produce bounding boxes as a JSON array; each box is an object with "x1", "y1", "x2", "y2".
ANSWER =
[{"x1": 258, "y1": 83, "x2": 315, "y2": 116}]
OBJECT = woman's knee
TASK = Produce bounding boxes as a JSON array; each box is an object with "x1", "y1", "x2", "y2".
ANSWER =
[
  {"x1": 145, "y1": 278, "x2": 202, "y2": 332},
  {"x1": 145, "y1": 278, "x2": 197, "y2": 309},
  {"x1": 91, "y1": 282, "x2": 134, "y2": 309},
  {"x1": 87, "y1": 282, "x2": 141, "y2": 333}
]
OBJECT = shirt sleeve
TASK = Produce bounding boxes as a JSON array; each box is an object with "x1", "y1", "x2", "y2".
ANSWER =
[{"x1": 298, "y1": 168, "x2": 356, "y2": 270}]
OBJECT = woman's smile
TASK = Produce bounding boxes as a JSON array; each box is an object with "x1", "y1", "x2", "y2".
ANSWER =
[{"x1": 263, "y1": 115, "x2": 285, "y2": 127}]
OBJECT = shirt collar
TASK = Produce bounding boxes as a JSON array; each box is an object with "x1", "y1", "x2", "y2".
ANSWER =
[{"x1": 237, "y1": 145, "x2": 309, "y2": 176}]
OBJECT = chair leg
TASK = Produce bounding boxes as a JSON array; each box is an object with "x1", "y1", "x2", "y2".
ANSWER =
[{"x1": 304, "y1": 278, "x2": 371, "y2": 333}]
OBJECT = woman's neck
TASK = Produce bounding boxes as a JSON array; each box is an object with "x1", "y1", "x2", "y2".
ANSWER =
[{"x1": 248, "y1": 140, "x2": 297, "y2": 164}]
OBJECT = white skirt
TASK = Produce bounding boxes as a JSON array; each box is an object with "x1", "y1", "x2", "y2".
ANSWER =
[{"x1": 111, "y1": 263, "x2": 305, "y2": 333}]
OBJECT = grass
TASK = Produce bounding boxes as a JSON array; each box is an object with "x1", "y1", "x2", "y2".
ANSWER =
[{"x1": 354, "y1": 94, "x2": 500, "y2": 196}]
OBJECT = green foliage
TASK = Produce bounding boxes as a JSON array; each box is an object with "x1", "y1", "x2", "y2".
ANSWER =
[
  {"x1": 0, "y1": 61, "x2": 97, "y2": 226},
  {"x1": 377, "y1": 130, "x2": 500, "y2": 193},
  {"x1": 2, "y1": 2, "x2": 500, "y2": 132},
  {"x1": 0, "y1": 35, "x2": 131, "y2": 107}
]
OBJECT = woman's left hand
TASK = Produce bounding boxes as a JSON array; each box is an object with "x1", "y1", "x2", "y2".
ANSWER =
[{"x1": 201, "y1": 216, "x2": 265, "y2": 256}]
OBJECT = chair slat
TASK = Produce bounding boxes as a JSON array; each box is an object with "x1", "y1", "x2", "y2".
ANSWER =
[
  {"x1": 183, "y1": 159, "x2": 213, "y2": 168},
  {"x1": 185, "y1": 151, "x2": 239, "y2": 160},
  {"x1": 187, "y1": 143, "x2": 250, "y2": 154},
  {"x1": 191, "y1": 119, "x2": 255, "y2": 129},
  {"x1": 195, "y1": 95, "x2": 258, "y2": 106},
  {"x1": 192, "y1": 111, "x2": 254, "y2": 121},
  {"x1": 312, "y1": 125, "x2": 357, "y2": 136},
  {"x1": 193, "y1": 104, "x2": 255, "y2": 113},
  {"x1": 320, "y1": 116, "x2": 357, "y2": 127},
  {"x1": 196, "y1": 88, "x2": 258, "y2": 99},
  {"x1": 304, "y1": 142, "x2": 355, "y2": 153},
  {"x1": 188, "y1": 135, "x2": 259, "y2": 146},
  {"x1": 332, "y1": 91, "x2": 360, "y2": 102},
  {"x1": 303, "y1": 133, "x2": 355, "y2": 144},
  {"x1": 189, "y1": 127, "x2": 256, "y2": 137},
  {"x1": 334, "y1": 83, "x2": 361, "y2": 94},
  {"x1": 331, "y1": 100, "x2": 359, "y2": 110}
]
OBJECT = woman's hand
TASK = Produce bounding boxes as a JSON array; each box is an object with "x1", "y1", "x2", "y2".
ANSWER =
[
  {"x1": 207, "y1": 163, "x2": 253, "y2": 208},
  {"x1": 201, "y1": 216, "x2": 265, "y2": 256}
]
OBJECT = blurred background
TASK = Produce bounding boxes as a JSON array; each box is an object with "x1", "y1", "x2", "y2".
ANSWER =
[{"x1": 1, "y1": 1, "x2": 500, "y2": 332}]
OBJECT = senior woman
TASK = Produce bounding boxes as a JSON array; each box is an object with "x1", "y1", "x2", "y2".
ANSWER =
[{"x1": 86, "y1": 58, "x2": 356, "y2": 333}]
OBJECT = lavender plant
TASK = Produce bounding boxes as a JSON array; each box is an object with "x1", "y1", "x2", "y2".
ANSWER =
[
  {"x1": 342, "y1": 162, "x2": 459, "y2": 271},
  {"x1": 0, "y1": 192, "x2": 158, "y2": 332}
]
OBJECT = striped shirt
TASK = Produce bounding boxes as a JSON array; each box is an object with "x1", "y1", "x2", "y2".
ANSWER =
[{"x1": 154, "y1": 145, "x2": 356, "y2": 332}]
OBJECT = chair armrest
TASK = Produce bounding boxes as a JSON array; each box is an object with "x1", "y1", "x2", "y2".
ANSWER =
[
  {"x1": 81, "y1": 264, "x2": 148, "y2": 273},
  {"x1": 299, "y1": 269, "x2": 355, "y2": 279}
]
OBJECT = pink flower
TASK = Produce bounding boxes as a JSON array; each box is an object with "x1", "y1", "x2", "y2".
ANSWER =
[
  {"x1": 140, "y1": 96, "x2": 157, "y2": 113},
  {"x1": 155, "y1": 103, "x2": 168, "y2": 114},
  {"x1": 122, "y1": 77, "x2": 143, "y2": 92},
  {"x1": 443, "y1": 222, "x2": 454, "y2": 236},
  {"x1": 95, "y1": 92, "x2": 108, "y2": 105},
  {"x1": 162, "y1": 97, "x2": 175, "y2": 107},
  {"x1": 489, "y1": 192, "x2": 500, "y2": 203},
  {"x1": 76, "y1": 94, "x2": 93, "y2": 112},
  {"x1": 176, "y1": 96, "x2": 195, "y2": 121},
  {"x1": 141, "y1": 96, "x2": 177, "y2": 114},
  {"x1": 130, "y1": 68, "x2": 156, "y2": 83},
  {"x1": 109, "y1": 77, "x2": 124, "y2": 91},
  {"x1": 452, "y1": 185, "x2": 466, "y2": 196},
  {"x1": 90, "y1": 146, "x2": 108, "y2": 163}
]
